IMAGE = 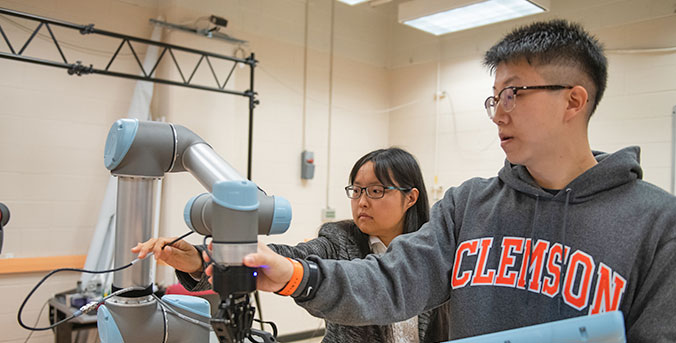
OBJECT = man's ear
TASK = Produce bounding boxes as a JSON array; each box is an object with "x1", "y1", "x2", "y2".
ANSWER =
[
  {"x1": 405, "y1": 188, "x2": 419, "y2": 210},
  {"x1": 564, "y1": 85, "x2": 589, "y2": 122}
]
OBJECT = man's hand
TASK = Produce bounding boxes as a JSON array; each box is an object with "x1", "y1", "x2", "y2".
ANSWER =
[
  {"x1": 131, "y1": 237, "x2": 203, "y2": 274},
  {"x1": 204, "y1": 241, "x2": 294, "y2": 293}
]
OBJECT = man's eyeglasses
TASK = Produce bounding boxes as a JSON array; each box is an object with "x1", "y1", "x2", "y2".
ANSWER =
[
  {"x1": 484, "y1": 85, "x2": 572, "y2": 119},
  {"x1": 345, "y1": 185, "x2": 411, "y2": 199}
]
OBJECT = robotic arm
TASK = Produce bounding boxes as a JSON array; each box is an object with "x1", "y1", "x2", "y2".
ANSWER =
[{"x1": 101, "y1": 118, "x2": 291, "y2": 342}]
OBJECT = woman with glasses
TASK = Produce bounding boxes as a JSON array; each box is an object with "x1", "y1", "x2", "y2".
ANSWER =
[{"x1": 133, "y1": 147, "x2": 450, "y2": 343}]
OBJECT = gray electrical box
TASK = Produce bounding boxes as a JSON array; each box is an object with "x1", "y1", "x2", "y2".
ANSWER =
[
  {"x1": 301, "y1": 150, "x2": 315, "y2": 179},
  {"x1": 321, "y1": 207, "x2": 335, "y2": 222}
]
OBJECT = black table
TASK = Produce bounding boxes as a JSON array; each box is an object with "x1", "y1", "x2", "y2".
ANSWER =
[{"x1": 48, "y1": 294, "x2": 98, "y2": 343}]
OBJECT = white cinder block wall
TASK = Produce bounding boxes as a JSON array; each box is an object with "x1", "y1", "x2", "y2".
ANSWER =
[
  {"x1": 387, "y1": 0, "x2": 676, "y2": 199},
  {"x1": 0, "y1": 0, "x2": 392, "y2": 340},
  {"x1": 153, "y1": 0, "x2": 393, "y2": 336},
  {"x1": 0, "y1": 1, "x2": 160, "y2": 342},
  {"x1": 0, "y1": 0, "x2": 674, "y2": 342}
]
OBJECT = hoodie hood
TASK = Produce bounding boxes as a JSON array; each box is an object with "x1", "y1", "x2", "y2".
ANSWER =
[{"x1": 498, "y1": 146, "x2": 642, "y2": 204}]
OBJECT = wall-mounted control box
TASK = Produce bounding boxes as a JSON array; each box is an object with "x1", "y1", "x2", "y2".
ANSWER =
[
  {"x1": 321, "y1": 207, "x2": 335, "y2": 222},
  {"x1": 301, "y1": 150, "x2": 315, "y2": 180}
]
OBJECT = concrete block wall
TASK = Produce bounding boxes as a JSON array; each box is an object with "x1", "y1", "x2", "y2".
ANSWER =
[
  {"x1": 0, "y1": 0, "x2": 159, "y2": 341},
  {"x1": 154, "y1": 0, "x2": 392, "y2": 335},
  {"x1": 387, "y1": 0, "x2": 676, "y2": 198},
  {"x1": 1, "y1": 0, "x2": 674, "y2": 341},
  {"x1": 0, "y1": 0, "x2": 392, "y2": 340}
]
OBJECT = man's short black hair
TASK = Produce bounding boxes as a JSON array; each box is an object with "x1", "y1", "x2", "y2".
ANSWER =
[{"x1": 484, "y1": 19, "x2": 608, "y2": 117}]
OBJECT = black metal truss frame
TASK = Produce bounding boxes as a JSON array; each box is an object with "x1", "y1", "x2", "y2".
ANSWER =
[{"x1": 0, "y1": 7, "x2": 260, "y2": 179}]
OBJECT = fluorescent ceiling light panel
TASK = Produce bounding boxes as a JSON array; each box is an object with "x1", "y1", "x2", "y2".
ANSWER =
[
  {"x1": 337, "y1": 0, "x2": 370, "y2": 5},
  {"x1": 400, "y1": 0, "x2": 548, "y2": 35}
]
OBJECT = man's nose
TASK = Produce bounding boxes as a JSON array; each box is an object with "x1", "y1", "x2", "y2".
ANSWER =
[{"x1": 492, "y1": 105, "x2": 509, "y2": 125}]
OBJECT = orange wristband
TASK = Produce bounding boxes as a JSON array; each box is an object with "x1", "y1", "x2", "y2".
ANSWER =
[{"x1": 276, "y1": 258, "x2": 304, "y2": 296}]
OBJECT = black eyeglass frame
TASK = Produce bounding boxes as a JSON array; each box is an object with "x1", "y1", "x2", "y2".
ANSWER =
[
  {"x1": 484, "y1": 85, "x2": 573, "y2": 119},
  {"x1": 344, "y1": 185, "x2": 412, "y2": 199}
]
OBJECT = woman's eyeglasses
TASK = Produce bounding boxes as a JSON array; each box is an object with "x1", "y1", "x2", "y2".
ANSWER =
[{"x1": 345, "y1": 185, "x2": 411, "y2": 199}]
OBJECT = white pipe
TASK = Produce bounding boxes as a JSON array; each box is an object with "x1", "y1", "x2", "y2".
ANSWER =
[
  {"x1": 671, "y1": 105, "x2": 676, "y2": 195},
  {"x1": 325, "y1": 0, "x2": 335, "y2": 209}
]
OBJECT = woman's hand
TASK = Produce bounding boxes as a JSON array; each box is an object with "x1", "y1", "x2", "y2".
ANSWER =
[
  {"x1": 204, "y1": 241, "x2": 294, "y2": 293},
  {"x1": 131, "y1": 237, "x2": 203, "y2": 274}
]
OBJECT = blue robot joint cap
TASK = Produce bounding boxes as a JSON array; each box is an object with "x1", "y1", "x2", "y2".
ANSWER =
[{"x1": 212, "y1": 180, "x2": 259, "y2": 211}]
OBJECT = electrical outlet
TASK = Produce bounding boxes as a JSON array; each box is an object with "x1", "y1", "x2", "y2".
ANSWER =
[{"x1": 321, "y1": 207, "x2": 336, "y2": 222}]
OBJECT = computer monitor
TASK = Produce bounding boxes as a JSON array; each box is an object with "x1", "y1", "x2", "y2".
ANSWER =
[{"x1": 447, "y1": 311, "x2": 625, "y2": 343}]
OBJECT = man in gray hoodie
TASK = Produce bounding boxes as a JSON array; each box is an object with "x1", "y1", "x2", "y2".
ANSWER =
[{"x1": 241, "y1": 20, "x2": 676, "y2": 342}]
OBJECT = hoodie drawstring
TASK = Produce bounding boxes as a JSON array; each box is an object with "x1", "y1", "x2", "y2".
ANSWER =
[
  {"x1": 558, "y1": 188, "x2": 572, "y2": 315},
  {"x1": 525, "y1": 194, "x2": 540, "y2": 306}
]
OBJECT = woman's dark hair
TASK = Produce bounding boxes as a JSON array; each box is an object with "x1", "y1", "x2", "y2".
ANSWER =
[{"x1": 348, "y1": 147, "x2": 429, "y2": 234}]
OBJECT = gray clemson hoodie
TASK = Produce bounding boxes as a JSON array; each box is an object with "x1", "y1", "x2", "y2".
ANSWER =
[{"x1": 297, "y1": 146, "x2": 676, "y2": 342}]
